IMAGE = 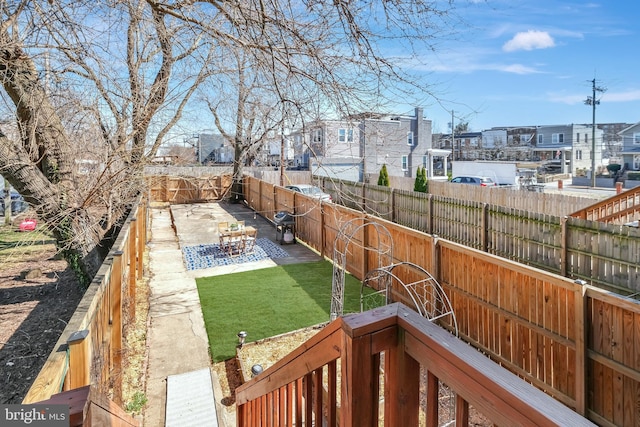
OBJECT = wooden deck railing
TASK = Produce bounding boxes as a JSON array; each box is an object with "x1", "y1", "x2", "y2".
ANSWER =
[
  {"x1": 570, "y1": 185, "x2": 640, "y2": 224},
  {"x1": 236, "y1": 303, "x2": 595, "y2": 427}
]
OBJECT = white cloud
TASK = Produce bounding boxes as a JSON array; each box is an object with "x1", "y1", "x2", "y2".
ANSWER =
[
  {"x1": 548, "y1": 90, "x2": 640, "y2": 105},
  {"x1": 503, "y1": 30, "x2": 556, "y2": 52},
  {"x1": 500, "y1": 64, "x2": 540, "y2": 74},
  {"x1": 603, "y1": 90, "x2": 640, "y2": 102}
]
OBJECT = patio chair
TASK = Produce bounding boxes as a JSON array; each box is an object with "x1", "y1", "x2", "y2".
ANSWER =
[
  {"x1": 243, "y1": 228, "x2": 258, "y2": 254},
  {"x1": 218, "y1": 222, "x2": 229, "y2": 249},
  {"x1": 221, "y1": 233, "x2": 243, "y2": 257}
]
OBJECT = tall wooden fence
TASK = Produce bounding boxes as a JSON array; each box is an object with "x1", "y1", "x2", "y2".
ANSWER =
[
  {"x1": 244, "y1": 175, "x2": 640, "y2": 427},
  {"x1": 22, "y1": 199, "x2": 147, "y2": 406},
  {"x1": 319, "y1": 176, "x2": 597, "y2": 218},
  {"x1": 315, "y1": 176, "x2": 640, "y2": 295},
  {"x1": 315, "y1": 177, "x2": 596, "y2": 219},
  {"x1": 146, "y1": 174, "x2": 233, "y2": 202}
]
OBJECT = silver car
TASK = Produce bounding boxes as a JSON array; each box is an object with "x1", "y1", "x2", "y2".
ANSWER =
[{"x1": 285, "y1": 184, "x2": 332, "y2": 202}]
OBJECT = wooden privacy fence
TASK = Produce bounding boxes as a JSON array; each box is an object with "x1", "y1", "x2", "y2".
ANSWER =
[
  {"x1": 146, "y1": 174, "x2": 233, "y2": 203},
  {"x1": 244, "y1": 175, "x2": 640, "y2": 426},
  {"x1": 22, "y1": 199, "x2": 147, "y2": 406},
  {"x1": 315, "y1": 176, "x2": 640, "y2": 295},
  {"x1": 236, "y1": 303, "x2": 596, "y2": 427},
  {"x1": 318, "y1": 176, "x2": 596, "y2": 218}
]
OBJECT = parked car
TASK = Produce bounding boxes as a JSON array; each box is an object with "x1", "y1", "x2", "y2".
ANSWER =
[
  {"x1": 285, "y1": 184, "x2": 332, "y2": 202},
  {"x1": 450, "y1": 176, "x2": 497, "y2": 187}
]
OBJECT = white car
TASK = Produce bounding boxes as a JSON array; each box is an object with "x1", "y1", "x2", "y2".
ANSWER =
[{"x1": 285, "y1": 184, "x2": 332, "y2": 202}]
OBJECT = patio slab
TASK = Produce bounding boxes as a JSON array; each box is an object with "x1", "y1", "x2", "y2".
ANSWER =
[{"x1": 144, "y1": 201, "x2": 323, "y2": 426}]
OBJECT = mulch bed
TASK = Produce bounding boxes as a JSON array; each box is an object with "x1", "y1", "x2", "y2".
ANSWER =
[{"x1": 0, "y1": 250, "x2": 82, "y2": 404}]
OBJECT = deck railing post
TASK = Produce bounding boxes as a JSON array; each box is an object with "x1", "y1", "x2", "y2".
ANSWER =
[
  {"x1": 110, "y1": 251, "x2": 124, "y2": 405},
  {"x1": 67, "y1": 330, "x2": 90, "y2": 389},
  {"x1": 386, "y1": 328, "x2": 419, "y2": 426},
  {"x1": 341, "y1": 332, "x2": 376, "y2": 427},
  {"x1": 426, "y1": 371, "x2": 439, "y2": 425}
]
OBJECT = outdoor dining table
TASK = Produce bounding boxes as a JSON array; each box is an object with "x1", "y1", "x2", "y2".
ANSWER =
[{"x1": 218, "y1": 225, "x2": 257, "y2": 256}]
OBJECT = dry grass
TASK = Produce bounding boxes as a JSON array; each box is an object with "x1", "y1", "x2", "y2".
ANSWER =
[
  {"x1": 212, "y1": 327, "x2": 320, "y2": 411},
  {"x1": 120, "y1": 253, "x2": 151, "y2": 416}
]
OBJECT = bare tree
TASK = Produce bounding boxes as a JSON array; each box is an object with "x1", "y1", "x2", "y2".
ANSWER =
[
  {"x1": 0, "y1": 1, "x2": 212, "y2": 284},
  {"x1": 0, "y1": 0, "x2": 462, "y2": 284},
  {"x1": 169, "y1": 0, "x2": 463, "y2": 196}
]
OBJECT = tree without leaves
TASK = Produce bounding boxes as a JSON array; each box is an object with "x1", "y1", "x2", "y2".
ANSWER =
[
  {"x1": 0, "y1": 1, "x2": 213, "y2": 283},
  {"x1": 167, "y1": 0, "x2": 464, "y2": 197},
  {"x1": 0, "y1": 0, "x2": 464, "y2": 284}
]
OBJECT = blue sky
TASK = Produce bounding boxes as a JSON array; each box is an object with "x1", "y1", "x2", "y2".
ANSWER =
[{"x1": 403, "y1": 1, "x2": 640, "y2": 133}]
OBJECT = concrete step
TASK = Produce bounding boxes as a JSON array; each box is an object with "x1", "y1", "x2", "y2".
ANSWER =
[{"x1": 165, "y1": 368, "x2": 218, "y2": 427}]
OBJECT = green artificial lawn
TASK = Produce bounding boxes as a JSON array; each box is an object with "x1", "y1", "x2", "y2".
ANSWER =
[{"x1": 196, "y1": 260, "x2": 365, "y2": 362}]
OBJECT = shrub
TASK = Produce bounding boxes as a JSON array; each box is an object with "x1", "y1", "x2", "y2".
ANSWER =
[
  {"x1": 606, "y1": 164, "x2": 622, "y2": 174},
  {"x1": 377, "y1": 164, "x2": 389, "y2": 187},
  {"x1": 414, "y1": 166, "x2": 427, "y2": 192},
  {"x1": 628, "y1": 172, "x2": 640, "y2": 181}
]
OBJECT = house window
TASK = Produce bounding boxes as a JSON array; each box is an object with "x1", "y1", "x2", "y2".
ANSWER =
[
  {"x1": 338, "y1": 128, "x2": 353, "y2": 143},
  {"x1": 634, "y1": 132, "x2": 640, "y2": 144},
  {"x1": 537, "y1": 134, "x2": 544, "y2": 144},
  {"x1": 634, "y1": 155, "x2": 640, "y2": 169},
  {"x1": 313, "y1": 129, "x2": 322, "y2": 143},
  {"x1": 552, "y1": 133, "x2": 564, "y2": 144},
  {"x1": 422, "y1": 156, "x2": 428, "y2": 168},
  {"x1": 576, "y1": 133, "x2": 580, "y2": 143},
  {"x1": 585, "y1": 134, "x2": 589, "y2": 144},
  {"x1": 407, "y1": 131, "x2": 414, "y2": 146},
  {"x1": 401, "y1": 155, "x2": 408, "y2": 171},
  {"x1": 576, "y1": 150, "x2": 582, "y2": 160}
]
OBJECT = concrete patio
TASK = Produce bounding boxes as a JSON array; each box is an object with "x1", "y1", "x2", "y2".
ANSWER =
[{"x1": 144, "y1": 201, "x2": 322, "y2": 426}]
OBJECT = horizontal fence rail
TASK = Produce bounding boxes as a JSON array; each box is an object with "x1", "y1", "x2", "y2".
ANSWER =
[{"x1": 243, "y1": 175, "x2": 640, "y2": 426}]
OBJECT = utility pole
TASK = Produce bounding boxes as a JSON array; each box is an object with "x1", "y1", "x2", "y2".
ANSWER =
[
  {"x1": 585, "y1": 78, "x2": 605, "y2": 187},
  {"x1": 450, "y1": 110, "x2": 455, "y2": 162}
]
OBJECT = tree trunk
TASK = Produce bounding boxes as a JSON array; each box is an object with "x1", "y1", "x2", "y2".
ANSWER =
[
  {"x1": 0, "y1": 37, "x2": 101, "y2": 285},
  {"x1": 3, "y1": 177, "x2": 10, "y2": 225}
]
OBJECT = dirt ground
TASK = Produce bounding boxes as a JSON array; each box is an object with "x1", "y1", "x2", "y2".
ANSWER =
[{"x1": 0, "y1": 247, "x2": 82, "y2": 404}]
